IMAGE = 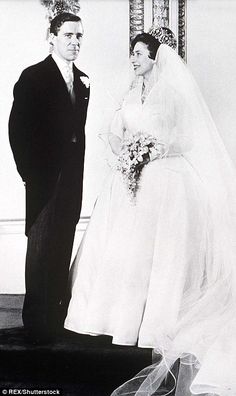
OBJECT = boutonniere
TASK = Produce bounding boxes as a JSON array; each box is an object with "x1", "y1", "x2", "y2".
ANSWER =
[{"x1": 80, "y1": 76, "x2": 90, "y2": 89}]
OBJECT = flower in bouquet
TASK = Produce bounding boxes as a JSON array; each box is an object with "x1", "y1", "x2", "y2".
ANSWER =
[{"x1": 117, "y1": 133, "x2": 167, "y2": 201}]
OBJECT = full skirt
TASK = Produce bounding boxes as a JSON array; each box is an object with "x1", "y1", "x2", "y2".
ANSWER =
[{"x1": 65, "y1": 155, "x2": 236, "y2": 395}]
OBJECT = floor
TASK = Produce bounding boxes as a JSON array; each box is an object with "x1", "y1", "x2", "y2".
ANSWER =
[
  {"x1": 0, "y1": 295, "x2": 179, "y2": 396},
  {"x1": 0, "y1": 295, "x2": 154, "y2": 396}
]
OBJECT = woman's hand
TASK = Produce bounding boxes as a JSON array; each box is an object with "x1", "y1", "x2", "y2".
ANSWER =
[
  {"x1": 135, "y1": 152, "x2": 150, "y2": 169},
  {"x1": 108, "y1": 134, "x2": 122, "y2": 155}
]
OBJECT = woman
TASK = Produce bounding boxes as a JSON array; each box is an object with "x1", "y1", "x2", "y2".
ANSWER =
[{"x1": 65, "y1": 28, "x2": 236, "y2": 395}]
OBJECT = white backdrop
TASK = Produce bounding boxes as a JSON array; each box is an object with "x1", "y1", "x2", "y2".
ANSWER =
[
  {"x1": 1, "y1": 0, "x2": 236, "y2": 292},
  {"x1": 187, "y1": 0, "x2": 236, "y2": 162}
]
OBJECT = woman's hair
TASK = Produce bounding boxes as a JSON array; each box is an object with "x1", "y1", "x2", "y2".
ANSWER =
[
  {"x1": 130, "y1": 33, "x2": 161, "y2": 60},
  {"x1": 50, "y1": 12, "x2": 81, "y2": 35}
]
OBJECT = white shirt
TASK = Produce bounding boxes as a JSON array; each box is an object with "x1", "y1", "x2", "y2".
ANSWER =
[
  {"x1": 52, "y1": 52, "x2": 74, "y2": 87},
  {"x1": 52, "y1": 53, "x2": 77, "y2": 142}
]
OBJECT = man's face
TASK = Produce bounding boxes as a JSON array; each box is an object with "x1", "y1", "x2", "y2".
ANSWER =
[{"x1": 51, "y1": 21, "x2": 84, "y2": 62}]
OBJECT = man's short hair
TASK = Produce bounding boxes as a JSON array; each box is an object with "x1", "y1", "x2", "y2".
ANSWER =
[{"x1": 50, "y1": 12, "x2": 81, "y2": 36}]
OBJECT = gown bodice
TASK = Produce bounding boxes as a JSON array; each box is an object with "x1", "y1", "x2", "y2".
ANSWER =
[{"x1": 111, "y1": 78, "x2": 194, "y2": 157}]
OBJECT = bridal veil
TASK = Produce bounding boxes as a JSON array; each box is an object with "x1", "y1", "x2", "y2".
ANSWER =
[{"x1": 111, "y1": 44, "x2": 236, "y2": 396}]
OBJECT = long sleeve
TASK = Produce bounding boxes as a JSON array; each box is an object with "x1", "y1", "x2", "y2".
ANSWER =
[
  {"x1": 9, "y1": 71, "x2": 37, "y2": 182},
  {"x1": 108, "y1": 107, "x2": 125, "y2": 155}
]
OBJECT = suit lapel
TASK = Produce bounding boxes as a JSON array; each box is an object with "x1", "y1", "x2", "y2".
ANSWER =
[
  {"x1": 44, "y1": 56, "x2": 74, "y2": 106},
  {"x1": 73, "y1": 68, "x2": 84, "y2": 100},
  {"x1": 73, "y1": 67, "x2": 90, "y2": 111},
  {"x1": 43, "y1": 56, "x2": 88, "y2": 110}
]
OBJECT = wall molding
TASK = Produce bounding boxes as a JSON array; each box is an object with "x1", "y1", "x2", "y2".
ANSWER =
[
  {"x1": 152, "y1": 0, "x2": 169, "y2": 27},
  {"x1": 178, "y1": 0, "x2": 187, "y2": 61},
  {"x1": 0, "y1": 217, "x2": 90, "y2": 235},
  {"x1": 129, "y1": 0, "x2": 187, "y2": 60},
  {"x1": 129, "y1": 0, "x2": 144, "y2": 42}
]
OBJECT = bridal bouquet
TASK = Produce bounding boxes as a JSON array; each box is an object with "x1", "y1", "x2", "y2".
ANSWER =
[{"x1": 117, "y1": 133, "x2": 166, "y2": 201}]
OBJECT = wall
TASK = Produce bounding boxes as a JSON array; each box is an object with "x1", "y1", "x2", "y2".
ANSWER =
[
  {"x1": 0, "y1": 1, "x2": 48, "y2": 221},
  {"x1": 0, "y1": 0, "x2": 48, "y2": 293},
  {"x1": 0, "y1": 0, "x2": 129, "y2": 221},
  {"x1": 187, "y1": 0, "x2": 236, "y2": 163},
  {"x1": 0, "y1": 0, "x2": 129, "y2": 293},
  {"x1": 1, "y1": 0, "x2": 236, "y2": 293}
]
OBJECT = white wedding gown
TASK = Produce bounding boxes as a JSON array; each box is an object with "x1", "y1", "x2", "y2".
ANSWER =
[{"x1": 65, "y1": 45, "x2": 236, "y2": 396}]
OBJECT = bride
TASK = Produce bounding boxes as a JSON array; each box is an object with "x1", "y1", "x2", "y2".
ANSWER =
[{"x1": 65, "y1": 27, "x2": 236, "y2": 396}]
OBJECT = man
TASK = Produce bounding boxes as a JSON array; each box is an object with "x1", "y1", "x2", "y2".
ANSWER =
[{"x1": 9, "y1": 12, "x2": 90, "y2": 342}]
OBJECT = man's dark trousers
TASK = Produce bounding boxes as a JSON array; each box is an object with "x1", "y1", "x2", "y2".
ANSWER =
[{"x1": 22, "y1": 143, "x2": 84, "y2": 336}]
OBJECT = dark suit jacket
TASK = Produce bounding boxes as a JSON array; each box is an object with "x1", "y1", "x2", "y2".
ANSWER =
[{"x1": 9, "y1": 55, "x2": 90, "y2": 235}]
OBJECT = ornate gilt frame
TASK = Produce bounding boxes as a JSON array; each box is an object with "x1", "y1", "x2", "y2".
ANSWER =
[
  {"x1": 129, "y1": 0, "x2": 144, "y2": 41},
  {"x1": 129, "y1": 0, "x2": 187, "y2": 61},
  {"x1": 178, "y1": 0, "x2": 187, "y2": 60}
]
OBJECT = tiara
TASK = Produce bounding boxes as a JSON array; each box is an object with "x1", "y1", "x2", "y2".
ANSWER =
[
  {"x1": 40, "y1": 0, "x2": 80, "y2": 21},
  {"x1": 148, "y1": 26, "x2": 177, "y2": 50}
]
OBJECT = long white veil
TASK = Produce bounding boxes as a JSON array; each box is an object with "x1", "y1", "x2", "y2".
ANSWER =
[{"x1": 111, "y1": 44, "x2": 236, "y2": 396}]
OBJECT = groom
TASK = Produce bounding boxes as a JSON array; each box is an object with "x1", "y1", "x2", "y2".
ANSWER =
[{"x1": 9, "y1": 12, "x2": 90, "y2": 342}]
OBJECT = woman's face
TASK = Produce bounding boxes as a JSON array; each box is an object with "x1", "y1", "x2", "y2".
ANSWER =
[{"x1": 131, "y1": 42, "x2": 154, "y2": 78}]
